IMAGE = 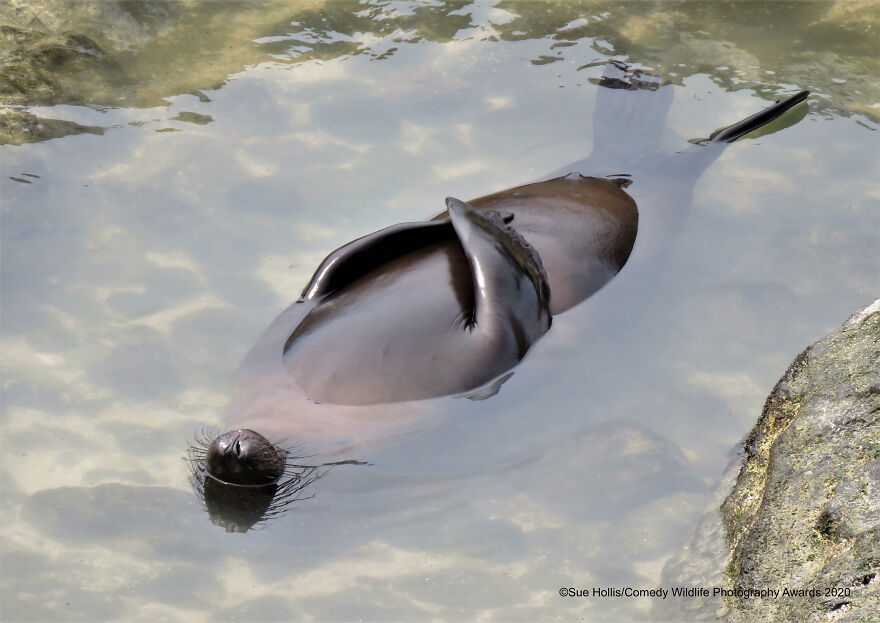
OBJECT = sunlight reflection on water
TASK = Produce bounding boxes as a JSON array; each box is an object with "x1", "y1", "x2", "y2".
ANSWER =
[{"x1": 1, "y1": 1, "x2": 878, "y2": 621}]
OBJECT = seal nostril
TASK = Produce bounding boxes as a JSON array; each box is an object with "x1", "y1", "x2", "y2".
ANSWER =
[{"x1": 234, "y1": 439, "x2": 241, "y2": 457}]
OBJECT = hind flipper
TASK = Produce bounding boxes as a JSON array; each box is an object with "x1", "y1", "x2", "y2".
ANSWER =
[
  {"x1": 705, "y1": 90, "x2": 810, "y2": 143},
  {"x1": 302, "y1": 212, "x2": 519, "y2": 302},
  {"x1": 541, "y1": 62, "x2": 674, "y2": 180},
  {"x1": 592, "y1": 62, "x2": 674, "y2": 165},
  {"x1": 655, "y1": 89, "x2": 812, "y2": 183}
]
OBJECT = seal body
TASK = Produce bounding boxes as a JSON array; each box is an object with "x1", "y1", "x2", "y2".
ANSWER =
[
  {"x1": 284, "y1": 240, "x2": 495, "y2": 404},
  {"x1": 275, "y1": 176, "x2": 637, "y2": 405},
  {"x1": 197, "y1": 65, "x2": 810, "y2": 492},
  {"x1": 244, "y1": 85, "x2": 809, "y2": 410},
  {"x1": 282, "y1": 198, "x2": 553, "y2": 404}
]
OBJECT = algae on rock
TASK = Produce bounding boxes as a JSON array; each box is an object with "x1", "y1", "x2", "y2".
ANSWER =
[{"x1": 658, "y1": 299, "x2": 880, "y2": 622}]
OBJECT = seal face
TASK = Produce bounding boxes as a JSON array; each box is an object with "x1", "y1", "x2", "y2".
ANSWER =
[{"x1": 205, "y1": 429, "x2": 286, "y2": 485}]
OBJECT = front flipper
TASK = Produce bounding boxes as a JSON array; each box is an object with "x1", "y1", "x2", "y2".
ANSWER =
[
  {"x1": 301, "y1": 220, "x2": 454, "y2": 301},
  {"x1": 301, "y1": 213, "x2": 516, "y2": 302},
  {"x1": 446, "y1": 197, "x2": 552, "y2": 359}
]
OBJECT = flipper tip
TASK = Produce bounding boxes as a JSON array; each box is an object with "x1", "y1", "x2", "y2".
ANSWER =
[{"x1": 445, "y1": 196, "x2": 468, "y2": 213}]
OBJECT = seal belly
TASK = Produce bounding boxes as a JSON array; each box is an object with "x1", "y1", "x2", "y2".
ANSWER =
[{"x1": 284, "y1": 241, "x2": 494, "y2": 405}]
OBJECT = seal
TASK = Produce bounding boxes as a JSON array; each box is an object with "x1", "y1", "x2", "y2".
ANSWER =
[{"x1": 189, "y1": 64, "x2": 810, "y2": 525}]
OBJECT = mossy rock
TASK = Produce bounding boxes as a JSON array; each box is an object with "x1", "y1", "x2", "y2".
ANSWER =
[{"x1": 659, "y1": 300, "x2": 880, "y2": 622}]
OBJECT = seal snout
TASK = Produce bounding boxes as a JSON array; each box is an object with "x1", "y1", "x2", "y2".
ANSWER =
[
  {"x1": 205, "y1": 428, "x2": 286, "y2": 486},
  {"x1": 226, "y1": 437, "x2": 242, "y2": 458}
]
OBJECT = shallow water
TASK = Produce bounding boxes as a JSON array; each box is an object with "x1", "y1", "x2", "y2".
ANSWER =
[{"x1": 1, "y1": 1, "x2": 878, "y2": 621}]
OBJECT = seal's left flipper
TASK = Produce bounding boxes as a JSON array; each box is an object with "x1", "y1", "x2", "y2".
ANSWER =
[
  {"x1": 445, "y1": 197, "x2": 551, "y2": 357},
  {"x1": 300, "y1": 219, "x2": 455, "y2": 302}
]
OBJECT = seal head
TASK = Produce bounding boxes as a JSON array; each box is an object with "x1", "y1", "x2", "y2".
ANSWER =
[{"x1": 205, "y1": 428, "x2": 286, "y2": 486}]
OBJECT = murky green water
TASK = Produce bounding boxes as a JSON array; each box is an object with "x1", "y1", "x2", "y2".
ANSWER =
[{"x1": 1, "y1": 1, "x2": 878, "y2": 621}]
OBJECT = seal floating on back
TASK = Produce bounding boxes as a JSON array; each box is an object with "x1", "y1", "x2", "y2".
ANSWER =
[
  {"x1": 278, "y1": 79, "x2": 807, "y2": 406},
  {"x1": 189, "y1": 64, "x2": 810, "y2": 529},
  {"x1": 281, "y1": 182, "x2": 638, "y2": 405}
]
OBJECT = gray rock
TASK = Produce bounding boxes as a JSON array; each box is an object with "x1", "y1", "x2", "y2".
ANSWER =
[{"x1": 658, "y1": 299, "x2": 880, "y2": 622}]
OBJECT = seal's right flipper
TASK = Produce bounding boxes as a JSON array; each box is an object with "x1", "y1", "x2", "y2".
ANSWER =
[
  {"x1": 706, "y1": 90, "x2": 810, "y2": 143},
  {"x1": 445, "y1": 197, "x2": 551, "y2": 357},
  {"x1": 659, "y1": 89, "x2": 812, "y2": 182}
]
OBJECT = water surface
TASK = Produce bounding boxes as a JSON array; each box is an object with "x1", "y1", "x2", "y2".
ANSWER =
[{"x1": 1, "y1": 1, "x2": 878, "y2": 621}]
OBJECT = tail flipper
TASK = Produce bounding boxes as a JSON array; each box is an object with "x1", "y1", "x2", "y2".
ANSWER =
[
  {"x1": 655, "y1": 88, "x2": 812, "y2": 182},
  {"x1": 540, "y1": 62, "x2": 674, "y2": 180},
  {"x1": 591, "y1": 61, "x2": 674, "y2": 162},
  {"x1": 633, "y1": 88, "x2": 811, "y2": 280},
  {"x1": 704, "y1": 90, "x2": 810, "y2": 143}
]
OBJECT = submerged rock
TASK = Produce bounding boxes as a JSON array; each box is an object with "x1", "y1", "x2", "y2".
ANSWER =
[
  {"x1": 1, "y1": 0, "x2": 878, "y2": 145},
  {"x1": 0, "y1": 108, "x2": 104, "y2": 144},
  {"x1": 658, "y1": 299, "x2": 880, "y2": 622}
]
